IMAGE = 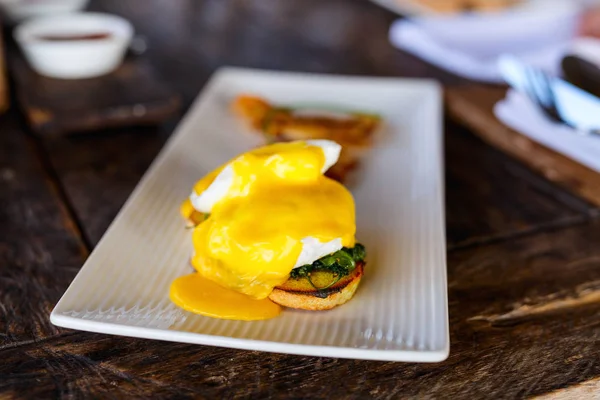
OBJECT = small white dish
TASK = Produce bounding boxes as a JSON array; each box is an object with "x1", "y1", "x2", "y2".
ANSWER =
[
  {"x1": 14, "y1": 12, "x2": 133, "y2": 79},
  {"x1": 0, "y1": 0, "x2": 89, "y2": 23},
  {"x1": 372, "y1": 0, "x2": 597, "y2": 16},
  {"x1": 388, "y1": 2, "x2": 582, "y2": 82},
  {"x1": 50, "y1": 68, "x2": 448, "y2": 362}
]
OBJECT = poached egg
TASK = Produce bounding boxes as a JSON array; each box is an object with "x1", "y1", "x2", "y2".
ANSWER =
[{"x1": 171, "y1": 140, "x2": 356, "y2": 320}]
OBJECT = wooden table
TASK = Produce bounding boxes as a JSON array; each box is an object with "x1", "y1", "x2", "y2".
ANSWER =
[{"x1": 2, "y1": 1, "x2": 599, "y2": 398}]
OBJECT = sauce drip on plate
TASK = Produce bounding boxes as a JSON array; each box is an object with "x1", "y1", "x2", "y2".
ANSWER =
[{"x1": 170, "y1": 273, "x2": 281, "y2": 320}]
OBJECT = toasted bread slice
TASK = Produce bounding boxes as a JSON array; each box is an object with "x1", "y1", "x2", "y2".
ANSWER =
[
  {"x1": 232, "y1": 95, "x2": 379, "y2": 183},
  {"x1": 268, "y1": 262, "x2": 364, "y2": 311}
]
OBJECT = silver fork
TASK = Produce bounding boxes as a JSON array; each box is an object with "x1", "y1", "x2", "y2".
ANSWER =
[
  {"x1": 499, "y1": 55, "x2": 600, "y2": 135},
  {"x1": 526, "y1": 67, "x2": 561, "y2": 123}
]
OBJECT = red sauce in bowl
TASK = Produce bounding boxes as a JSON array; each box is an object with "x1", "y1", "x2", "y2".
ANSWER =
[{"x1": 36, "y1": 32, "x2": 112, "y2": 41}]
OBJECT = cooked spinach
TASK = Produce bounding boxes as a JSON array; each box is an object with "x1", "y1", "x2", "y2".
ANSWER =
[{"x1": 290, "y1": 243, "x2": 366, "y2": 290}]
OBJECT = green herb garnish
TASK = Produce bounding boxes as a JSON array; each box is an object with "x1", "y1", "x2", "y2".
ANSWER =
[
  {"x1": 290, "y1": 243, "x2": 366, "y2": 290},
  {"x1": 260, "y1": 105, "x2": 380, "y2": 141},
  {"x1": 285, "y1": 104, "x2": 380, "y2": 120},
  {"x1": 261, "y1": 107, "x2": 289, "y2": 141}
]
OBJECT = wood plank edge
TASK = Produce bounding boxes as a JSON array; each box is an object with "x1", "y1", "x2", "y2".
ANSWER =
[
  {"x1": 533, "y1": 377, "x2": 600, "y2": 399},
  {"x1": 445, "y1": 87, "x2": 600, "y2": 208}
]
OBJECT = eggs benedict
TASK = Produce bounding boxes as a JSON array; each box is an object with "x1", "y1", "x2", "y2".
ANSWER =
[
  {"x1": 232, "y1": 95, "x2": 380, "y2": 182},
  {"x1": 171, "y1": 140, "x2": 366, "y2": 320}
]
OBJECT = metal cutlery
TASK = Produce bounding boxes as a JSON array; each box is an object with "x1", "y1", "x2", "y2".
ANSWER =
[{"x1": 498, "y1": 54, "x2": 600, "y2": 136}]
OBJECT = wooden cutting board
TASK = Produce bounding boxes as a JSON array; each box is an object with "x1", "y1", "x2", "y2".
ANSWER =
[
  {"x1": 10, "y1": 52, "x2": 181, "y2": 136},
  {"x1": 445, "y1": 85, "x2": 600, "y2": 207}
]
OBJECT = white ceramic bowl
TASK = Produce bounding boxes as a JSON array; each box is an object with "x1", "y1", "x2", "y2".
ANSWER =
[
  {"x1": 14, "y1": 12, "x2": 134, "y2": 79},
  {"x1": 0, "y1": 0, "x2": 89, "y2": 23}
]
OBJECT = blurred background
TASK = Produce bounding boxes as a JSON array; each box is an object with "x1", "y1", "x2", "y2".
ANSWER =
[
  {"x1": 2, "y1": 0, "x2": 600, "y2": 128},
  {"x1": 3, "y1": 0, "x2": 600, "y2": 238}
]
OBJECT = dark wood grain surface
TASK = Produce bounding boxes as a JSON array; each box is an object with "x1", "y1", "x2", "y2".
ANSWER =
[
  {"x1": 2, "y1": 0, "x2": 600, "y2": 398},
  {"x1": 0, "y1": 111, "x2": 86, "y2": 345},
  {"x1": 11, "y1": 54, "x2": 181, "y2": 136}
]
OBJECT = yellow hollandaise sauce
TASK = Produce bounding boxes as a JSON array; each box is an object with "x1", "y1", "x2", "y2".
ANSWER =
[
  {"x1": 170, "y1": 273, "x2": 282, "y2": 320},
  {"x1": 171, "y1": 141, "x2": 356, "y2": 320}
]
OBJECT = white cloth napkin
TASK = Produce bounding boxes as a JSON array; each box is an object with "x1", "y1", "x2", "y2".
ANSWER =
[
  {"x1": 389, "y1": 3, "x2": 582, "y2": 82},
  {"x1": 494, "y1": 89, "x2": 600, "y2": 173}
]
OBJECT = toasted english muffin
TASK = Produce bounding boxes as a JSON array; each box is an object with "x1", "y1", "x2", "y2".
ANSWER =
[{"x1": 268, "y1": 262, "x2": 364, "y2": 311}]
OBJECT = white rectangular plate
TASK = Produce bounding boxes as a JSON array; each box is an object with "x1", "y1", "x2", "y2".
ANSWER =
[{"x1": 51, "y1": 68, "x2": 448, "y2": 362}]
